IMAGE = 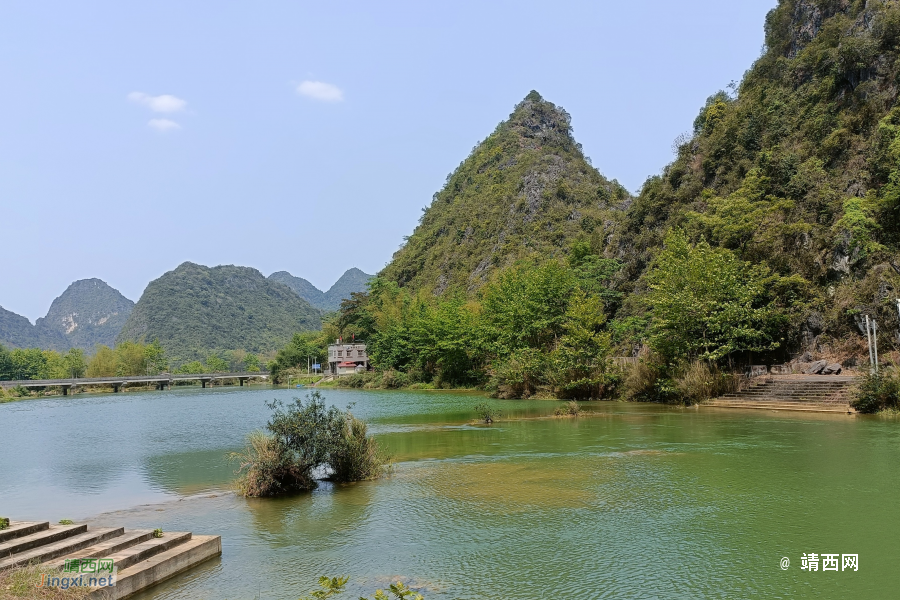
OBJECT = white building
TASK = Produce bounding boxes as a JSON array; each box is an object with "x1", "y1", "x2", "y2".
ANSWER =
[{"x1": 328, "y1": 341, "x2": 369, "y2": 375}]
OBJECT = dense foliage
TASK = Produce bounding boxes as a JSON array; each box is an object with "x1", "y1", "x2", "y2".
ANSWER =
[
  {"x1": 117, "y1": 262, "x2": 322, "y2": 365},
  {"x1": 327, "y1": 244, "x2": 620, "y2": 399},
  {"x1": 231, "y1": 391, "x2": 388, "y2": 496},
  {"x1": 0, "y1": 344, "x2": 87, "y2": 380},
  {"x1": 611, "y1": 0, "x2": 900, "y2": 361},
  {"x1": 850, "y1": 369, "x2": 900, "y2": 413},
  {"x1": 355, "y1": 1, "x2": 900, "y2": 399}
]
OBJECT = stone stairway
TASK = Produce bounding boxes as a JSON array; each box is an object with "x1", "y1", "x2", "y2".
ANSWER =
[
  {"x1": 705, "y1": 375, "x2": 857, "y2": 413},
  {"x1": 0, "y1": 520, "x2": 220, "y2": 599}
]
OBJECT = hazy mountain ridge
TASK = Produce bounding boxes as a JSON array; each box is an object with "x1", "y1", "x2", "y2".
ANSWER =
[
  {"x1": 35, "y1": 279, "x2": 134, "y2": 351},
  {"x1": 0, "y1": 306, "x2": 68, "y2": 351},
  {"x1": 268, "y1": 268, "x2": 373, "y2": 311},
  {"x1": 118, "y1": 262, "x2": 322, "y2": 363}
]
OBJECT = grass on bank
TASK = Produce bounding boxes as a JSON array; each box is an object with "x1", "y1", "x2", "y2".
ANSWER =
[{"x1": 0, "y1": 564, "x2": 90, "y2": 600}]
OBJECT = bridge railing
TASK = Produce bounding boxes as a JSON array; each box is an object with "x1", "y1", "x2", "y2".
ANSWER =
[{"x1": 0, "y1": 372, "x2": 269, "y2": 388}]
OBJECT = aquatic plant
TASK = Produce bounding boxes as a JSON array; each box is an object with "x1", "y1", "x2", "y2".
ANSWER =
[
  {"x1": 474, "y1": 402, "x2": 501, "y2": 424},
  {"x1": 298, "y1": 576, "x2": 425, "y2": 600},
  {"x1": 233, "y1": 391, "x2": 389, "y2": 497},
  {"x1": 554, "y1": 401, "x2": 581, "y2": 417},
  {"x1": 329, "y1": 413, "x2": 392, "y2": 483},
  {"x1": 230, "y1": 431, "x2": 311, "y2": 497}
]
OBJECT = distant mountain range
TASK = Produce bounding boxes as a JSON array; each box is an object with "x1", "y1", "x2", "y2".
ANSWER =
[
  {"x1": 117, "y1": 262, "x2": 323, "y2": 363},
  {"x1": 0, "y1": 266, "x2": 372, "y2": 359},
  {"x1": 268, "y1": 268, "x2": 372, "y2": 311},
  {"x1": 0, "y1": 279, "x2": 133, "y2": 352}
]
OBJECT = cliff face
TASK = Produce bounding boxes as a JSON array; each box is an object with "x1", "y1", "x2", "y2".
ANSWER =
[{"x1": 380, "y1": 91, "x2": 628, "y2": 295}]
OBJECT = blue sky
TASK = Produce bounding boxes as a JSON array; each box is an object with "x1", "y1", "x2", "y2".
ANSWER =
[{"x1": 1, "y1": 0, "x2": 776, "y2": 321}]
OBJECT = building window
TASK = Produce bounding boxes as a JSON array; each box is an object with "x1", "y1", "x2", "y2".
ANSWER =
[
  {"x1": 338, "y1": 350, "x2": 343, "y2": 357},
  {"x1": 358, "y1": 350, "x2": 364, "y2": 357}
]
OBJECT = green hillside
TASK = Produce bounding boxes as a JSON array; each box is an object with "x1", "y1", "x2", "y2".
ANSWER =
[
  {"x1": 118, "y1": 262, "x2": 322, "y2": 364},
  {"x1": 380, "y1": 91, "x2": 629, "y2": 294},
  {"x1": 612, "y1": 0, "x2": 900, "y2": 355},
  {"x1": 35, "y1": 278, "x2": 134, "y2": 351}
]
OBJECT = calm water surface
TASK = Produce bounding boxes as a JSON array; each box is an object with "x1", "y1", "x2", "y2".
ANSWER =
[{"x1": 2, "y1": 386, "x2": 899, "y2": 599}]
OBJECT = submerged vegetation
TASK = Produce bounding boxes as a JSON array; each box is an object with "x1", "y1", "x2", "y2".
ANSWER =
[{"x1": 232, "y1": 391, "x2": 389, "y2": 497}]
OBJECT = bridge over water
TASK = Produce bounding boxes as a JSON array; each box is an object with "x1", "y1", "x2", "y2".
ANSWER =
[{"x1": 0, "y1": 372, "x2": 269, "y2": 395}]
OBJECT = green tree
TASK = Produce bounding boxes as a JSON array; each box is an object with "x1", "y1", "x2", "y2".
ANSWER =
[
  {"x1": 8, "y1": 348, "x2": 47, "y2": 380},
  {"x1": 268, "y1": 332, "x2": 326, "y2": 383},
  {"x1": 645, "y1": 230, "x2": 800, "y2": 362},
  {"x1": 205, "y1": 353, "x2": 229, "y2": 373},
  {"x1": 87, "y1": 345, "x2": 117, "y2": 377},
  {"x1": 0, "y1": 345, "x2": 12, "y2": 380},
  {"x1": 144, "y1": 339, "x2": 168, "y2": 374},
  {"x1": 176, "y1": 360, "x2": 204, "y2": 374},
  {"x1": 480, "y1": 261, "x2": 575, "y2": 356},
  {"x1": 115, "y1": 341, "x2": 148, "y2": 376},
  {"x1": 61, "y1": 349, "x2": 86, "y2": 378}
]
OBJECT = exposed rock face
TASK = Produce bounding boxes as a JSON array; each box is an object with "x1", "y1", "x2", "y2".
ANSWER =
[
  {"x1": 35, "y1": 279, "x2": 134, "y2": 351},
  {"x1": 786, "y1": 0, "x2": 829, "y2": 58}
]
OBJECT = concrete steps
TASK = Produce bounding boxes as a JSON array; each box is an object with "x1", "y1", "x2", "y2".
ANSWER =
[
  {"x1": 705, "y1": 376, "x2": 857, "y2": 413},
  {"x1": 0, "y1": 520, "x2": 220, "y2": 599},
  {"x1": 0, "y1": 521, "x2": 48, "y2": 544},
  {"x1": 0, "y1": 527, "x2": 124, "y2": 569},
  {"x1": 89, "y1": 535, "x2": 221, "y2": 600}
]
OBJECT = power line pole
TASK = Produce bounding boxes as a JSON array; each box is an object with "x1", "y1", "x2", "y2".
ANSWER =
[{"x1": 866, "y1": 315, "x2": 875, "y2": 372}]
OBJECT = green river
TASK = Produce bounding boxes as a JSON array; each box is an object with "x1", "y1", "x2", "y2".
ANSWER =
[{"x1": 1, "y1": 386, "x2": 898, "y2": 599}]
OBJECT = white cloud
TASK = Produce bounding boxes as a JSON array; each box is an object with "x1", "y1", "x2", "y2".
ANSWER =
[
  {"x1": 147, "y1": 118, "x2": 181, "y2": 132},
  {"x1": 295, "y1": 81, "x2": 343, "y2": 102},
  {"x1": 128, "y1": 92, "x2": 187, "y2": 113}
]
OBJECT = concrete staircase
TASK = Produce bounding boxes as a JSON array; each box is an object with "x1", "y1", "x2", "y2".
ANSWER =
[
  {"x1": 0, "y1": 520, "x2": 220, "y2": 599},
  {"x1": 705, "y1": 375, "x2": 857, "y2": 413}
]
